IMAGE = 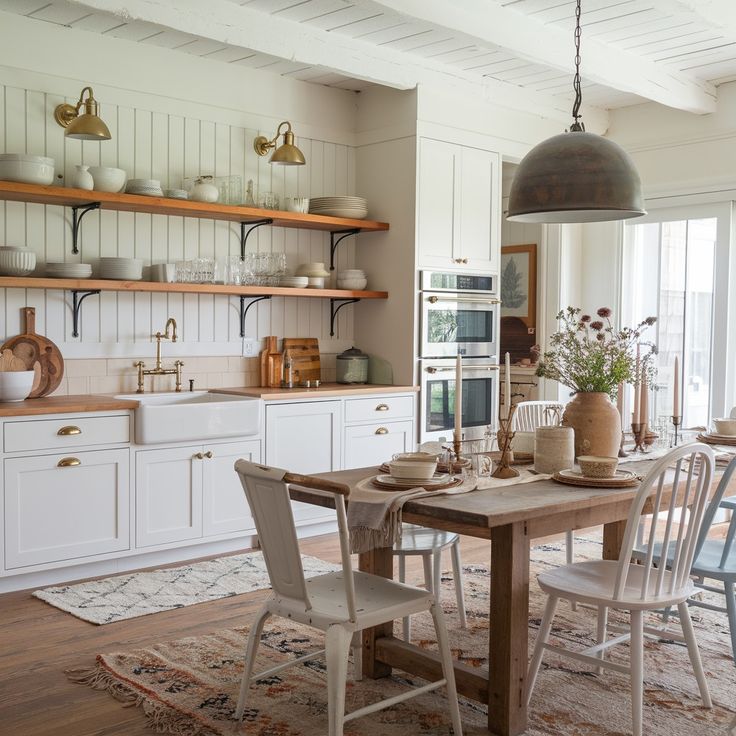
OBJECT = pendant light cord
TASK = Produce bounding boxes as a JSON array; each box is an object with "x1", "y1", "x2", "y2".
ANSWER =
[{"x1": 570, "y1": 0, "x2": 585, "y2": 131}]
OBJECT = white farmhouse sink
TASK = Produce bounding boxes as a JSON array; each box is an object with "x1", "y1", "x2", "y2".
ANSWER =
[{"x1": 117, "y1": 391, "x2": 262, "y2": 445}]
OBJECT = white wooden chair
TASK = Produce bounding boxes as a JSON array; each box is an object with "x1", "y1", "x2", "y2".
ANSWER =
[
  {"x1": 394, "y1": 524, "x2": 467, "y2": 641},
  {"x1": 233, "y1": 460, "x2": 463, "y2": 736},
  {"x1": 512, "y1": 400, "x2": 576, "y2": 565},
  {"x1": 527, "y1": 443, "x2": 715, "y2": 736}
]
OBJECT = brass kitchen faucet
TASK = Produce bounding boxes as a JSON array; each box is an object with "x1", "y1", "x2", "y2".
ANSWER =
[{"x1": 134, "y1": 317, "x2": 184, "y2": 393}]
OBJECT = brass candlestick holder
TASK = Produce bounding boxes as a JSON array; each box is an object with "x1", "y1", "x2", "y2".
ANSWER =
[
  {"x1": 492, "y1": 405, "x2": 520, "y2": 479},
  {"x1": 671, "y1": 415, "x2": 682, "y2": 447},
  {"x1": 631, "y1": 421, "x2": 648, "y2": 453},
  {"x1": 618, "y1": 430, "x2": 629, "y2": 458}
]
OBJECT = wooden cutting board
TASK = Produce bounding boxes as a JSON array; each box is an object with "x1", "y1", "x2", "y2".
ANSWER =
[
  {"x1": 1, "y1": 307, "x2": 64, "y2": 398},
  {"x1": 282, "y1": 338, "x2": 320, "y2": 382},
  {"x1": 259, "y1": 336, "x2": 277, "y2": 387}
]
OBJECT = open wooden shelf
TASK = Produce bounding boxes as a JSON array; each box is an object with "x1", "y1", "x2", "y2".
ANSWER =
[
  {"x1": 0, "y1": 276, "x2": 388, "y2": 300},
  {"x1": 0, "y1": 181, "x2": 390, "y2": 232}
]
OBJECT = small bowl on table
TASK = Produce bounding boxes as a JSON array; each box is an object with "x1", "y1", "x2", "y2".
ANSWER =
[
  {"x1": 0, "y1": 370, "x2": 35, "y2": 402},
  {"x1": 578, "y1": 455, "x2": 619, "y2": 479},
  {"x1": 713, "y1": 418, "x2": 736, "y2": 436},
  {"x1": 388, "y1": 458, "x2": 438, "y2": 481}
]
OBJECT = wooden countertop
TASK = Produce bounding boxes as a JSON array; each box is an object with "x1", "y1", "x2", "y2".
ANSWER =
[
  {"x1": 0, "y1": 394, "x2": 139, "y2": 417},
  {"x1": 215, "y1": 383, "x2": 419, "y2": 400}
]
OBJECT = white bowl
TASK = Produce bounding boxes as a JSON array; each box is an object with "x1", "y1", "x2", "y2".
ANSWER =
[
  {"x1": 340, "y1": 269, "x2": 365, "y2": 276},
  {"x1": 0, "y1": 249, "x2": 36, "y2": 276},
  {"x1": 0, "y1": 154, "x2": 55, "y2": 185},
  {"x1": 337, "y1": 278, "x2": 367, "y2": 290},
  {"x1": 388, "y1": 458, "x2": 438, "y2": 480},
  {"x1": 0, "y1": 370, "x2": 35, "y2": 402},
  {"x1": 307, "y1": 276, "x2": 325, "y2": 288},
  {"x1": 713, "y1": 418, "x2": 736, "y2": 436},
  {"x1": 88, "y1": 166, "x2": 126, "y2": 193}
]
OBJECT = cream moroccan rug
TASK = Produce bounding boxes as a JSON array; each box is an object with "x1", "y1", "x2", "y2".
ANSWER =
[
  {"x1": 34, "y1": 552, "x2": 340, "y2": 625},
  {"x1": 69, "y1": 537, "x2": 736, "y2": 735}
]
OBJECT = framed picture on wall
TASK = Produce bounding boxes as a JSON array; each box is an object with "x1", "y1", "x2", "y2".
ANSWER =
[{"x1": 501, "y1": 243, "x2": 537, "y2": 330}]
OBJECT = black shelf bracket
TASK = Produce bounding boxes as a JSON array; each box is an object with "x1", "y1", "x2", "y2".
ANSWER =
[
  {"x1": 70, "y1": 202, "x2": 101, "y2": 255},
  {"x1": 239, "y1": 295, "x2": 271, "y2": 338},
  {"x1": 329, "y1": 298, "x2": 360, "y2": 337},
  {"x1": 71, "y1": 289, "x2": 101, "y2": 338},
  {"x1": 329, "y1": 229, "x2": 361, "y2": 271},
  {"x1": 240, "y1": 219, "x2": 273, "y2": 259}
]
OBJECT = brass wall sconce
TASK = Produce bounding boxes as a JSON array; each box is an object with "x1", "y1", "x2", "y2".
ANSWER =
[
  {"x1": 54, "y1": 86, "x2": 111, "y2": 141},
  {"x1": 253, "y1": 121, "x2": 305, "y2": 165}
]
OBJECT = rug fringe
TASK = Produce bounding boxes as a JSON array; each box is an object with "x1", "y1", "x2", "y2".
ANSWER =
[{"x1": 66, "y1": 661, "x2": 218, "y2": 736}]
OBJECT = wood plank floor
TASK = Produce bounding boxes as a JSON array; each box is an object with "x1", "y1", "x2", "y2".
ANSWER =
[{"x1": 0, "y1": 533, "x2": 495, "y2": 736}]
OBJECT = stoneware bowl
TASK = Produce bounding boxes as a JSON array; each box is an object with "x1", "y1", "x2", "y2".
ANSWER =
[
  {"x1": 578, "y1": 455, "x2": 619, "y2": 479},
  {"x1": 0, "y1": 370, "x2": 35, "y2": 402},
  {"x1": 0, "y1": 154, "x2": 55, "y2": 185},
  {"x1": 713, "y1": 418, "x2": 736, "y2": 436},
  {"x1": 0, "y1": 248, "x2": 36, "y2": 276},
  {"x1": 388, "y1": 458, "x2": 437, "y2": 481},
  {"x1": 337, "y1": 278, "x2": 368, "y2": 290},
  {"x1": 88, "y1": 166, "x2": 126, "y2": 193}
]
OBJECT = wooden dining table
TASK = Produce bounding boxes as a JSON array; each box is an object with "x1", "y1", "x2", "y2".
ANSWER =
[{"x1": 288, "y1": 461, "x2": 679, "y2": 736}]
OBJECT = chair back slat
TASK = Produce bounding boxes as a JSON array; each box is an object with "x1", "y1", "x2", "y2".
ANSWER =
[
  {"x1": 512, "y1": 401, "x2": 564, "y2": 432},
  {"x1": 613, "y1": 444, "x2": 714, "y2": 603},
  {"x1": 234, "y1": 460, "x2": 359, "y2": 622},
  {"x1": 695, "y1": 456, "x2": 736, "y2": 570}
]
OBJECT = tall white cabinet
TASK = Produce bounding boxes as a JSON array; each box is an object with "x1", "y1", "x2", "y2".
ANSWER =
[{"x1": 417, "y1": 137, "x2": 500, "y2": 273}]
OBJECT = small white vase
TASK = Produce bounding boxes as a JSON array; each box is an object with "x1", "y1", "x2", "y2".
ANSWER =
[
  {"x1": 190, "y1": 176, "x2": 218, "y2": 203},
  {"x1": 72, "y1": 164, "x2": 94, "y2": 191}
]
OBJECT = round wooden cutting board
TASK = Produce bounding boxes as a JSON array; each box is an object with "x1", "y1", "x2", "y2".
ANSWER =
[{"x1": 1, "y1": 307, "x2": 64, "y2": 398}]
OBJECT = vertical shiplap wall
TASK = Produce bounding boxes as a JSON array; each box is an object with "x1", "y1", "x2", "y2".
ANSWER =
[{"x1": 0, "y1": 82, "x2": 357, "y2": 358}]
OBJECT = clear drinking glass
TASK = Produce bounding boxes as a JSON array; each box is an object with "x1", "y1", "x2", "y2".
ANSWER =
[{"x1": 175, "y1": 260, "x2": 191, "y2": 283}]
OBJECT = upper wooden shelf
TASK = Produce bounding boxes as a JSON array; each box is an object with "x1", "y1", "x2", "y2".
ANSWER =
[
  {"x1": 0, "y1": 181, "x2": 390, "y2": 233},
  {"x1": 0, "y1": 276, "x2": 388, "y2": 300}
]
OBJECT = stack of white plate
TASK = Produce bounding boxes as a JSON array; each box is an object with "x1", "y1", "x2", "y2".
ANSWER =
[
  {"x1": 309, "y1": 196, "x2": 368, "y2": 219},
  {"x1": 278, "y1": 276, "x2": 309, "y2": 288},
  {"x1": 45, "y1": 262, "x2": 92, "y2": 279},
  {"x1": 126, "y1": 179, "x2": 163, "y2": 197},
  {"x1": 98, "y1": 257, "x2": 143, "y2": 281}
]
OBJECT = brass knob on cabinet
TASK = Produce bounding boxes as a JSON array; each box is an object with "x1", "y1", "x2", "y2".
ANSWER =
[
  {"x1": 204, "y1": 451, "x2": 213, "y2": 459},
  {"x1": 375, "y1": 404, "x2": 389, "y2": 412},
  {"x1": 57, "y1": 425, "x2": 82, "y2": 436},
  {"x1": 461, "y1": 258, "x2": 468, "y2": 264},
  {"x1": 194, "y1": 452, "x2": 204, "y2": 460},
  {"x1": 375, "y1": 427, "x2": 389, "y2": 435},
  {"x1": 428, "y1": 295, "x2": 439, "y2": 303},
  {"x1": 57, "y1": 457, "x2": 81, "y2": 467}
]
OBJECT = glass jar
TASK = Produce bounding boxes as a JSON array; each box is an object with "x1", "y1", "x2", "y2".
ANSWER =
[{"x1": 336, "y1": 346, "x2": 369, "y2": 384}]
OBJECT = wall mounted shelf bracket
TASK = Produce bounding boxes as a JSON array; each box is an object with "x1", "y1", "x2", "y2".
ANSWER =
[
  {"x1": 329, "y1": 229, "x2": 360, "y2": 271},
  {"x1": 239, "y1": 295, "x2": 271, "y2": 338},
  {"x1": 70, "y1": 202, "x2": 101, "y2": 255},
  {"x1": 329, "y1": 298, "x2": 360, "y2": 337},
  {"x1": 240, "y1": 219, "x2": 273, "y2": 259},
  {"x1": 71, "y1": 289, "x2": 101, "y2": 338}
]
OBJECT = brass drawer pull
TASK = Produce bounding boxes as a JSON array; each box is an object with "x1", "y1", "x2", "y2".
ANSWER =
[
  {"x1": 204, "y1": 451, "x2": 213, "y2": 459},
  {"x1": 194, "y1": 452, "x2": 204, "y2": 460},
  {"x1": 375, "y1": 427, "x2": 389, "y2": 435},
  {"x1": 375, "y1": 404, "x2": 389, "y2": 412},
  {"x1": 57, "y1": 457, "x2": 81, "y2": 467},
  {"x1": 57, "y1": 425, "x2": 82, "y2": 436}
]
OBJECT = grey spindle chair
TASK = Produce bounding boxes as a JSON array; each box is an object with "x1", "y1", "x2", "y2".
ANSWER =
[
  {"x1": 233, "y1": 460, "x2": 463, "y2": 736},
  {"x1": 527, "y1": 443, "x2": 715, "y2": 736}
]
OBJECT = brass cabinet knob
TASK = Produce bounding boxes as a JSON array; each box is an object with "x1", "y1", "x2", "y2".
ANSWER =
[
  {"x1": 57, "y1": 425, "x2": 82, "y2": 436},
  {"x1": 204, "y1": 451, "x2": 213, "y2": 459},
  {"x1": 428, "y1": 295, "x2": 439, "y2": 303},
  {"x1": 194, "y1": 452, "x2": 204, "y2": 460},
  {"x1": 375, "y1": 427, "x2": 389, "y2": 435},
  {"x1": 461, "y1": 258, "x2": 468, "y2": 264},
  {"x1": 57, "y1": 457, "x2": 81, "y2": 467},
  {"x1": 375, "y1": 404, "x2": 389, "y2": 412}
]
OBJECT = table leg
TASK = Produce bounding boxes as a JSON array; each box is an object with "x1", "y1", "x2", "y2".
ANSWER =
[
  {"x1": 358, "y1": 545, "x2": 393, "y2": 678},
  {"x1": 488, "y1": 521, "x2": 530, "y2": 736},
  {"x1": 603, "y1": 520, "x2": 627, "y2": 561}
]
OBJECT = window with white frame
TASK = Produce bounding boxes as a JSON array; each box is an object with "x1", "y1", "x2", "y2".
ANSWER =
[{"x1": 622, "y1": 203, "x2": 733, "y2": 428}]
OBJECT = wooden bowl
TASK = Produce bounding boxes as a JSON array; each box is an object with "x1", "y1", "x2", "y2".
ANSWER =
[{"x1": 577, "y1": 455, "x2": 619, "y2": 479}]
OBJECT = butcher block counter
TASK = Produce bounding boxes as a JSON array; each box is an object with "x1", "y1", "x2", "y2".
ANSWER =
[
  {"x1": 216, "y1": 383, "x2": 418, "y2": 400},
  {"x1": 0, "y1": 394, "x2": 140, "y2": 417}
]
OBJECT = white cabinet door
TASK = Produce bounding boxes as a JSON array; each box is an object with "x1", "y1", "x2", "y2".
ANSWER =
[
  {"x1": 136, "y1": 445, "x2": 203, "y2": 548},
  {"x1": 4, "y1": 448, "x2": 130, "y2": 569},
  {"x1": 417, "y1": 138, "x2": 458, "y2": 269},
  {"x1": 265, "y1": 401, "x2": 341, "y2": 523},
  {"x1": 457, "y1": 147, "x2": 499, "y2": 273},
  {"x1": 202, "y1": 439, "x2": 260, "y2": 537},
  {"x1": 343, "y1": 420, "x2": 414, "y2": 470}
]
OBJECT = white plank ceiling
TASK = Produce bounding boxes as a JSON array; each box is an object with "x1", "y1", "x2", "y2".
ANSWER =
[{"x1": 2, "y1": 0, "x2": 736, "y2": 113}]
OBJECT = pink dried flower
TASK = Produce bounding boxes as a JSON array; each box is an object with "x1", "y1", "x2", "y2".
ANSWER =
[
  {"x1": 644, "y1": 316, "x2": 657, "y2": 326},
  {"x1": 590, "y1": 320, "x2": 604, "y2": 331},
  {"x1": 581, "y1": 314, "x2": 591, "y2": 323},
  {"x1": 597, "y1": 307, "x2": 612, "y2": 319},
  {"x1": 596, "y1": 333, "x2": 605, "y2": 342}
]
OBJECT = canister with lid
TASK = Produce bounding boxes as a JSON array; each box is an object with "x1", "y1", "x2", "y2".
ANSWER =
[{"x1": 336, "y1": 346, "x2": 369, "y2": 384}]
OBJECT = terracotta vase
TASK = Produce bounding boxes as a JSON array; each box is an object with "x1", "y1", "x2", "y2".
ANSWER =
[{"x1": 562, "y1": 392, "x2": 621, "y2": 458}]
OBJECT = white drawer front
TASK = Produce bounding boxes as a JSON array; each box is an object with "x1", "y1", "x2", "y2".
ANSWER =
[
  {"x1": 4, "y1": 414, "x2": 130, "y2": 453},
  {"x1": 344, "y1": 395, "x2": 414, "y2": 424}
]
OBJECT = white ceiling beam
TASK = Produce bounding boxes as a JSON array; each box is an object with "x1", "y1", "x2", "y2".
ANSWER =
[
  {"x1": 370, "y1": 0, "x2": 717, "y2": 114},
  {"x1": 650, "y1": 0, "x2": 736, "y2": 35},
  {"x1": 62, "y1": 0, "x2": 608, "y2": 130}
]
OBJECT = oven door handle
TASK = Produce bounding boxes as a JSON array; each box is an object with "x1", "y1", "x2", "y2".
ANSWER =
[
  {"x1": 426, "y1": 295, "x2": 501, "y2": 305},
  {"x1": 424, "y1": 365, "x2": 500, "y2": 374}
]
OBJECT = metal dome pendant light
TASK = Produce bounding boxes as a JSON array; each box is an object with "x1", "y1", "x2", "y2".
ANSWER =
[{"x1": 507, "y1": 0, "x2": 646, "y2": 223}]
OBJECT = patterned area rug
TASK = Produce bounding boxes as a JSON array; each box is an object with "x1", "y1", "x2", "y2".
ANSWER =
[
  {"x1": 34, "y1": 552, "x2": 339, "y2": 625},
  {"x1": 69, "y1": 537, "x2": 736, "y2": 734}
]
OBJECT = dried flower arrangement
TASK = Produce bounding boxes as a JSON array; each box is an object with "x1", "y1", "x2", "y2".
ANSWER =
[{"x1": 536, "y1": 306, "x2": 657, "y2": 396}]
